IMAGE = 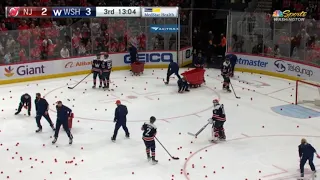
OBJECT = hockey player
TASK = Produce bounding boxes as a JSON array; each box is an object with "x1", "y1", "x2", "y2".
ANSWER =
[
  {"x1": 101, "y1": 53, "x2": 112, "y2": 89},
  {"x1": 52, "y1": 101, "x2": 73, "y2": 145},
  {"x1": 221, "y1": 57, "x2": 232, "y2": 92},
  {"x1": 298, "y1": 138, "x2": 320, "y2": 179},
  {"x1": 225, "y1": 54, "x2": 237, "y2": 77},
  {"x1": 177, "y1": 77, "x2": 190, "y2": 93},
  {"x1": 92, "y1": 53, "x2": 103, "y2": 88},
  {"x1": 141, "y1": 116, "x2": 158, "y2": 164},
  {"x1": 111, "y1": 100, "x2": 130, "y2": 142},
  {"x1": 208, "y1": 99, "x2": 226, "y2": 142},
  {"x1": 34, "y1": 93, "x2": 55, "y2": 133},
  {"x1": 15, "y1": 93, "x2": 31, "y2": 116},
  {"x1": 165, "y1": 60, "x2": 181, "y2": 85}
]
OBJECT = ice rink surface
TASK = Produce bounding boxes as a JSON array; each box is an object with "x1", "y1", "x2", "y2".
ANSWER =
[{"x1": 0, "y1": 68, "x2": 320, "y2": 180}]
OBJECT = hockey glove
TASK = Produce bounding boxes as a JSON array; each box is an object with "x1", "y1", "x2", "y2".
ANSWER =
[{"x1": 208, "y1": 118, "x2": 214, "y2": 124}]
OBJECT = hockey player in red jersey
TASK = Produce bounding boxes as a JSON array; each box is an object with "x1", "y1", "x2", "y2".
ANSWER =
[
  {"x1": 221, "y1": 57, "x2": 232, "y2": 92},
  {"x1": 141, "y1": 116, "x2": 158, "y2": 164},
  {"x1": 208, "y1": 99, "x2": 226, "y2": 142},
  {"x1": 92, "y1": 53, "x2": 103, "y2": 88}
]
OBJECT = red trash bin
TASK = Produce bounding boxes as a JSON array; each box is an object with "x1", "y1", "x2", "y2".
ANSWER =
[{"x1": 181, "y1": 68, "x2": 206, "y2": 87}]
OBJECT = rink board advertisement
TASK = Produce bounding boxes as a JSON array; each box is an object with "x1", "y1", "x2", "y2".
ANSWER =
[
  {"x1": 0, "y1": 51, "x2": 178, "y2": 83},
  {"x1": 179, "y1": 47, "x2": 193, "y2": 66},
  {"x1": 233, "y1": 54, "x2": 320, "y2": 82}
]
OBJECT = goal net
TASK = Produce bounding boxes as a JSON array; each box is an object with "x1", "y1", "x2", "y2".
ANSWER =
[{"x1": 296, "y1": 80, "x2": 320, "y2": 109}]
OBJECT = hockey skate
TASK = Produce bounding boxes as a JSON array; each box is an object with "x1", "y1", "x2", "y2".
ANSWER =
[
  {"x1": 152, "y1": 157, "x2": 158, "y2": 165},
  {"x1": 92, "y1": 85, "x2": 96, "y2": 88},
  {"x1": 51, "y1": 125, "x2": 56, "y2": 131},
  {"x1": 28, "y1": 111, "x2": 31, "y2": 116},
  {"x1": 226, "y1": 88, "x2": 231, "y2": 93},
  {"x1": 125, "y1": 134, "x2": 130, "y2": 139},
  {"x1": 35, "y1": 128, "x2": 42, "y2": 133},
  {"x1": 52, "y1": 137, "x2": 57, "y2": 144},
  {"x1": 147, "y1": 155, "x2": 151, "y2": 161},
  {"x1": 99, "y1": 84, "x2": 102, "y2": 88},
  {"x1": 111, "y1": 137, "x2": 116, "y2": 142},
  {"x1": 14, "y1": 111, "x2": 20, "y2": 115},
  {"x1": 69, "y1": 137, "x2": 73, "y2": 145},
  {"x1": 164, "y1": 81, "x2": 169, "y2": 85}
]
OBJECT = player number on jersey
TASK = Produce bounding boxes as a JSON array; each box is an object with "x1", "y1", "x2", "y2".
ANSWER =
[{"x1": 145, "y1": 128, "x2": 151, "y2": 136}]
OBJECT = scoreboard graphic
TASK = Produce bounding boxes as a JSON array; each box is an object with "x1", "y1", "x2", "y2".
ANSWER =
[{"x1": 5, "y1": 6, "x2": 179, "y2": 18}]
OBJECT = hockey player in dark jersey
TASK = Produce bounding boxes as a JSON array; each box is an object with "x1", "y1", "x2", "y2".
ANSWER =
[
  {"x1": 177, "y1": 77, "x2": 190, "y2": 93},
  {"x1": 225, "y1": 54, "x2": 237, "y2": 77},
  {"x1": 221, "y1": 58, "x2": 232, "y2": 92},
  {"x1": 15, "y1": 93, "x2": 31, "y2": 116},
  {"x1": 208, "y1": 99, "x2": 226, "y2": 142},
  {"x1": 141, "y1": 116, "x2": 158, "y2": 164},
  {"x1": 92, "y1": 53, "x2": 103, "y2": 88},
  {"x1": 101, "y1": 53, "x2": 112, "y2": 89}
]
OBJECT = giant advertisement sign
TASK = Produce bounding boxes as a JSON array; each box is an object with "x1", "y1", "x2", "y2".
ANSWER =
[{"x1": 234, "y1": 54, "x2": 320, "y2": 82}]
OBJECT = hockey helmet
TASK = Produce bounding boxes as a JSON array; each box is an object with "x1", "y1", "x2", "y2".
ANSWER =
[
  {"x1": 96, "y1": 53, "x2": 101, "y2": 59},
  {"x1": 150, "y1": 116, "x2": 156, "y2": 123},
  {"x1": 212, "y1": 99, "x2": 220, "y2": 106}
]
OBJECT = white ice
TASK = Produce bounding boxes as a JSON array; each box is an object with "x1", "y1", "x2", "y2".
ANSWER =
[{"x1": 0, "y1": 68, "x2": 320, "y2": 180}]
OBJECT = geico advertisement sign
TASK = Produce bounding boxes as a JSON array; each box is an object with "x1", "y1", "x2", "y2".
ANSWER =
[
  {"x1": 65, "y1": 60, "x2": 92, "y2": 68},
  {"x1": 274, "y1": 60, "x2": 313, "y2": 77},
  {"x1": 4, "y1": 64, "x2": 45, "y2": 78},
  {"x1": 124, "y1": 52, "x2": 173, "y2": 64},
  {"x1": 236, "y1": 57, "x2": 269, "y2": 68}
]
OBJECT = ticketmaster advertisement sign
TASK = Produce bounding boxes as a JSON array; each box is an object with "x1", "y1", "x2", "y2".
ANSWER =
[{"x1": 234, "y1": 54, "x2": 320, "y2": 82}]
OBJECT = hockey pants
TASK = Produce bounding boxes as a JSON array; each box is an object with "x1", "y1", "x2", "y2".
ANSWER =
[
  {"x1": 17, "y1": 102, "x2": 31, "y2": 113},
  {"x1": 101, "y1": 71, "x2": 111, "y2": 86},
  {"x1": 93, "y1": 71, "x2": 102, "y2": 86},
  {"x1": 178, "y1": 81, "x2": 189, "y2": 92},
  {"x1": 222, "y1": 75, "x2": 230, "y2": 89},
  {"x1": 212, "y1": 120, "x2": 226, "y2": 139},
  {"x1": 167, "y1": 71, "x2": 181, "y2": 82},
  {"x1": 112, "y1": 121, "x2": 130, "y2": 140},
  {"x1": 54, "y1": 119, "x2": 73, "y2": 139},
  {"x1": 36, "y1": 113, "x2": 54, "y2": 129},
  {"x1": 300, "y1": 155, "x2": 315, "y2": 175},
  {"x1": 143, "y1": 140, "x2": 156, "y2": 158}
]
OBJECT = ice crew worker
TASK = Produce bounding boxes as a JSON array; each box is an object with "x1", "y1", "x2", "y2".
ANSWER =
[
  {"x1": 193, "y1": 53, "x2": 205, "y2": 68},
  {"x1": 225, "y1": 54, "x2": 237, "y2": 77},
  {"x1": 165, "y1": 60, "x2": 181, "y2": 85},
  {"x1": 128, "y1": 43, "x2": 137, "y2": 70},
  {"x1": 299, "y1": 138, "x2": 320, "y2": 178},
  {"x1": 111, "y1": 100, "x2": 130, "y2": 142},
  {"x1": 15, "y1": 93, "x2": 32, "y2": 116},
  {"x1": 52, "y1": 101, "x2": 73, "y2": 145},
  {"x1": 34, "y1": 93, "x2": 55, "y2": 133}
]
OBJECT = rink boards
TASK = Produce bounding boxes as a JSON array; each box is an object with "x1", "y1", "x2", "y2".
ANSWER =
[{"x1": 0, "y1": 47, "x2": 193, "y2": 85}]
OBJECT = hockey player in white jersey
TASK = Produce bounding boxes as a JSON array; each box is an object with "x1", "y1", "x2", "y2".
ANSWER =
[
  {"x1": 221, "y1": 57, "x2": 232, "y2": 92},
  {"x1": 101, "y1": 53, "x2": 112, "y2": 89},
  {"x1": 208, "y1": 99, "x2": 226, "y2": 142}
]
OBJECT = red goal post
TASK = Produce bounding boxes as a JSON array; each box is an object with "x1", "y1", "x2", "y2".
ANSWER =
[{"x1": 295, "y1": 80, "x2": 320, "y2": 107}]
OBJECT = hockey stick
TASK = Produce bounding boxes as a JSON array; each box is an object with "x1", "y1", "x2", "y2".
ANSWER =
[
  {"x1": 229, "y1": 81, "x2": 241, "y2": 99},
  {"x1": 68, "y1": 72, "x2": 92, "y2": 89},
  {"x1": 188, "y1": 122, "x2": 210, "y2": 137},
  {"x1": 155, "y1": 137, "x2": 179, "y2": 160}
]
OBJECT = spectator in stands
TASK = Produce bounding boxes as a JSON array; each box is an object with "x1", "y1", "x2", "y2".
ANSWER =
[
  {"x1": 218, "y1": 34, "x2": 226, "y2": 58},
  {"x1": 19, "y1": 48, "x2": 27, "y2": 62},
  {"x1": 78, "y1": 43, "x2": 87, "y2": 56},
  {"x1": 60, "y1": 45, "x2": 70, "y2": 58},
  {"x1": 274, "y1": 44, "x2": 280, "y2": 57},
  {"x1": 41, "y1": 36, "x2": 52, "y2": 60},
  {"x1": 4, "y1": 52, "x2": 11, "y2": 64},
  {"x1": 6, "y1": 35, "x2": 16, "y2": 54}
]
